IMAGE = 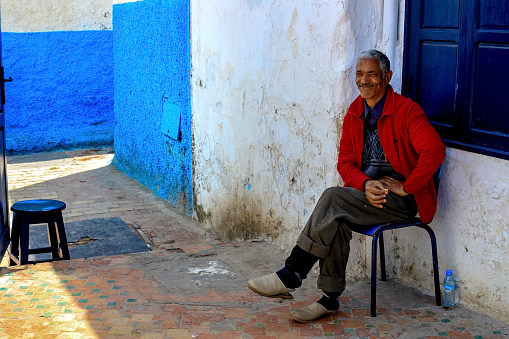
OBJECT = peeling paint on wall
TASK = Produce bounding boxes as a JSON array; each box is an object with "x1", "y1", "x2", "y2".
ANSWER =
[
  {"x1": 388, "y1": 148, "x2": 509, "y2": 323},
  {"x1": 191, "y1": 0, "x2": 384, "y2": 280},
  {"x1": 190, "y1": 0, "x2": 509, "y2": 324}
]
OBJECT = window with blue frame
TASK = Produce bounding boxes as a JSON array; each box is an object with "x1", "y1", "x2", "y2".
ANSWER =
[{"x1": 403, "y1": 0, "x2": 509, "y2": 160}]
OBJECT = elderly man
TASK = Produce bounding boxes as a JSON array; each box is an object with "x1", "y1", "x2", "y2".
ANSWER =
[{"x1": 247, "y1": 49, "x2": 446, "y2": 322}]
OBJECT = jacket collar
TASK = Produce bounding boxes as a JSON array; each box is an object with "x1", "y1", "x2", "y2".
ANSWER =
[
  {"x1": 363, "y1": 89, "x2": 387, "y2": 120},
  {"x1": 349, "y1": 85, "x2": 396, "y2": 119}
]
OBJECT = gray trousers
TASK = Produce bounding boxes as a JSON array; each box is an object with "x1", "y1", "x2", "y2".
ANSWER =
[{"x1": 296, "y1": 187, "x2": 417, "y2": 293}]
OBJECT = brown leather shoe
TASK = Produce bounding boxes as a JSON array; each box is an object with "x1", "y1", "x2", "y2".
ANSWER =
[
  {"x1": 290, "y1": 302, "x2": 337, "y2": 322},
  {"x1": 247, "y1": 273, "x2": 294, "y2": 299}
]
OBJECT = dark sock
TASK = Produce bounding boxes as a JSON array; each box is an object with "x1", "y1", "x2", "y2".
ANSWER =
[
  {"x1": 285, "y1": 245, "x2": 320, "y2": 280},
  {"x1": 275, "y1": 265, "x2": 302, "y2": 289},
  {"x1": 317, "y1": 292, "x2": 340, "y2": 311}
]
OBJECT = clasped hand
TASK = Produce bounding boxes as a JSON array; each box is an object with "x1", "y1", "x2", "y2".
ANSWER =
[{"x1": 365, "y1": 176, "x2": 407, "y2": 208}]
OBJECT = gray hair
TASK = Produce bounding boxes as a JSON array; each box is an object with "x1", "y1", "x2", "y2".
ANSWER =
[{"x1": 358, "y1": 49, "x2": 391, "y2": 76}]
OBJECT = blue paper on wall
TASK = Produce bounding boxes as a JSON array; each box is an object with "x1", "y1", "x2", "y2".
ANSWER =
[{"x1": 161, "y1": 97, "x2": 181, "y2": 140}]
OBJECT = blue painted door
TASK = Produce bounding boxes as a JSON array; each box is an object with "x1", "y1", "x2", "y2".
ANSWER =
[
  {"x1": 403, "y1": 0, "x2": 509, "y2": 159},
  {"x1": 0, "y1": 7, "x2": 10, "y2": 259}
]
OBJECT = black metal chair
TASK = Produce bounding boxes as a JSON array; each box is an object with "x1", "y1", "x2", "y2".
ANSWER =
[{"x1": 351, "y1": 165, "x2": 443, "y2": 317}]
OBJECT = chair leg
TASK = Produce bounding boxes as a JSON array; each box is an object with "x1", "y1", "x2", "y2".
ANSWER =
[
  {"x1": 421, "y1": 225, "x2": 441, "y2": 307},
  {"x1": 379, "y1": 232, "x2": 387, "y2": 281},
  {"x1": 370, "y1": 234, "x2": 379, "y2": 317}
]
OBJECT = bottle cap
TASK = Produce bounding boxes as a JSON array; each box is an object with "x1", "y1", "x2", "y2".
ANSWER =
[{"x1": 446, "y1": 270, "x2": 452, "y2": 275}]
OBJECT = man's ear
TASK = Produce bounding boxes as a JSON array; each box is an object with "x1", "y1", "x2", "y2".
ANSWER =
[{"x1": 385, "y1": 70, "x2": 393, "y2": 84}]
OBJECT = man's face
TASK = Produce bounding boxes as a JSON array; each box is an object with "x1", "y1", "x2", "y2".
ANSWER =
[{"x1": 355, "y1": 58, "x2": 392, "y2": 106}]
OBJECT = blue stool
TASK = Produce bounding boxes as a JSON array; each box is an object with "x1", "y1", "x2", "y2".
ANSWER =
[{"x1": 9, "y1": 199, "x2": 70, "y2": 266}]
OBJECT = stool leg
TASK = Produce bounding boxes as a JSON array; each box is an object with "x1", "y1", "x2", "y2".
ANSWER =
[
  {"x1": 46, "y1": 222, "x2": 60, "y2": 259},
  {"x1": 9, "y1": 213, "x2": 21, "y2": 266},
  {"x1": 55, "y1": 214, "x2": 70, "y2": 260},
  {"x1": 20, "y1": 218, "x2": 30, "y2": 265}
]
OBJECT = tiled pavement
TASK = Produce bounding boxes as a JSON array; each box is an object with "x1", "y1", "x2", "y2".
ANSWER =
[{"x1": 0, "y1": 148, "x2": 508, "y2": 338}]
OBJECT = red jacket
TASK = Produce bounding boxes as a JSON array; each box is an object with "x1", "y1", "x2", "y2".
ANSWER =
[{"x1": 337, "y1": 86, "x2": 446, "y2": 223}]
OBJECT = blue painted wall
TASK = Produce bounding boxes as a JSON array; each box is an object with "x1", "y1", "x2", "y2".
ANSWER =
[
  {"x1": 1, "y1": 31, "x2": 114, "y2": 153},
  {"x1": 113, "y1": 0, "x2": 192, "y2": 215}
]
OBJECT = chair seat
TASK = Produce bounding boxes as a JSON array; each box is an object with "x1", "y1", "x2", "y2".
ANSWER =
[{"x1": 352, "y1": 217, "x2": 424, "y2": 237}]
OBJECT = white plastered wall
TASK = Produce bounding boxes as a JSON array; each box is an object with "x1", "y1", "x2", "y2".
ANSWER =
[
  {"x1": 395, "y1": 148, "x2": 509, "y2": 323},
  {"x1": 191, "y1": 0, "x2": 509, "y2": 324},
  {"x1": 191, "y1": 0, "x2": 392, "y2": 285},
  {"x1": 1, "y1": 0, "x2": 112, "y2": 32}
]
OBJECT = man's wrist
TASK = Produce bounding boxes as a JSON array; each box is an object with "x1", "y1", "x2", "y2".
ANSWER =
[{"x1": 363, "y1": 179, "x2": 371, "y2": 192}]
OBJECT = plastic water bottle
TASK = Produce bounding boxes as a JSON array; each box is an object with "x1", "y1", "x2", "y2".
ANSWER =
[{"x1": 443, "y1": 270, "x2": 455, "y2": 309}]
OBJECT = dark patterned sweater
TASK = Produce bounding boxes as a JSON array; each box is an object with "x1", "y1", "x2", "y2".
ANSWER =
[
  {"x1": 361, "y1": 117, "x2": 405, "y2": 181},
  {"x1": 360, "y1": 92, "x2": 405, "y2": 181}
]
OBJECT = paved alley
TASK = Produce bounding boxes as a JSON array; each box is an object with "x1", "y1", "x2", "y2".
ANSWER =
[{"x1": 0, "y1": 148, "x2": 507, "y2": 338}]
